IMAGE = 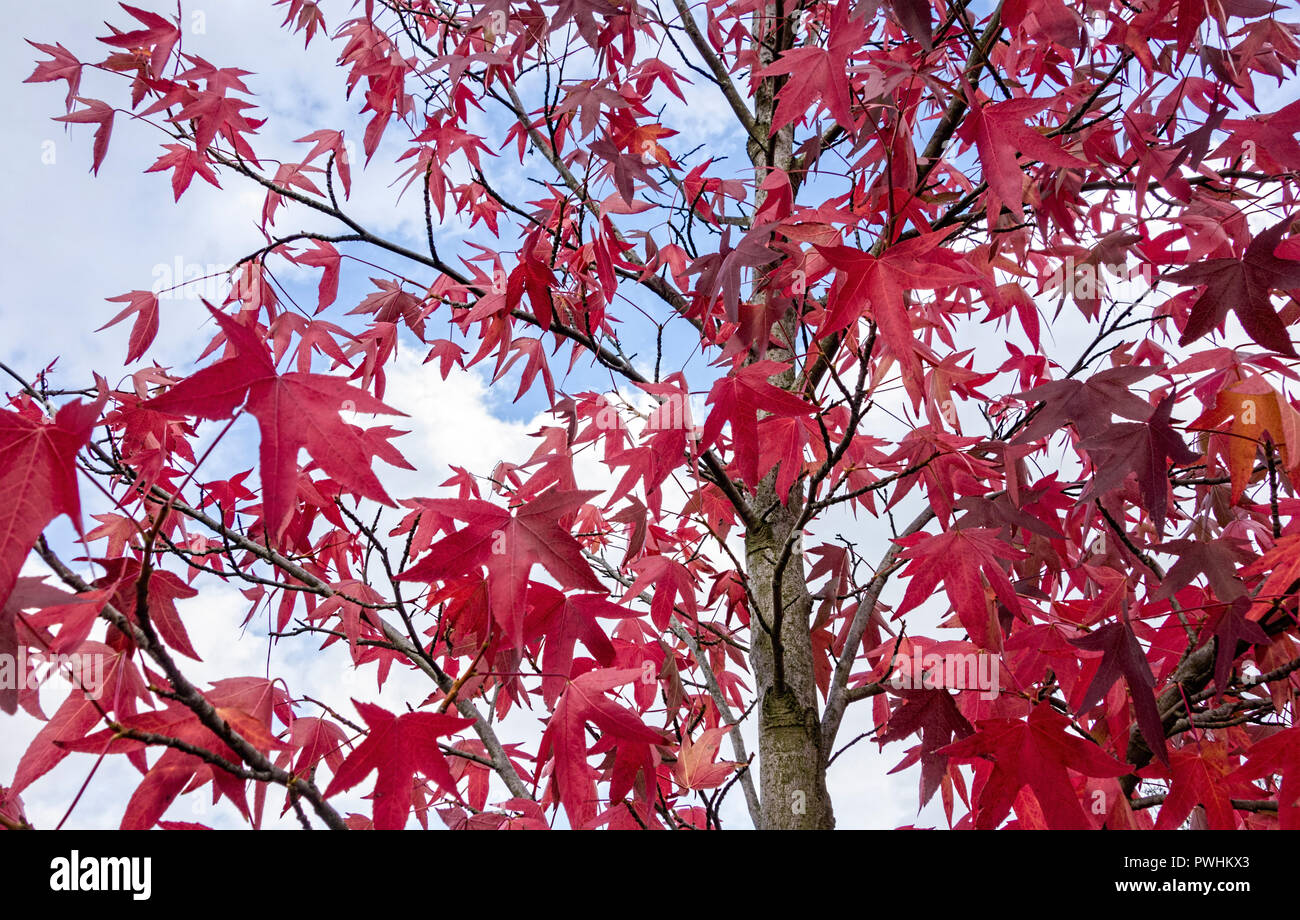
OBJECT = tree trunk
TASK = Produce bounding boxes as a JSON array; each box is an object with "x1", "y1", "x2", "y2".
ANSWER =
[
  {"x1": 741, "y1": 0, "x2": 834, "y2": 829},
  {"x1": 746, "y1": 476, "x2": 836, "y2": 828}
]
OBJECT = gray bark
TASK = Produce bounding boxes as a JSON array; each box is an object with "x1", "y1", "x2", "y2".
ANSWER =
[
  {"x1": 740, "y1": 1, "x2": 835, "y2": 829},
  {"x1": 746, "y1": 476, "x2": 836, "y2": 828}
]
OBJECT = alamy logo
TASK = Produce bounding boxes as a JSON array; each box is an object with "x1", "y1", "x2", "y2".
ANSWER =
[
  {"x1": 887, "y1": 648, "x2": 1001, "y2": 700},
  {"x1": 49, "y1": 851, "x2": 152, "y2": 900},
  {"x1": 0, "y1": 650, "x2": 105, "y2": 699}
]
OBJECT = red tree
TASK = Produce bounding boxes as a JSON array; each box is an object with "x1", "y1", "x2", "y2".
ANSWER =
[{"x1": 5, "y1": 0, "x2": 1300, "y2": 830}]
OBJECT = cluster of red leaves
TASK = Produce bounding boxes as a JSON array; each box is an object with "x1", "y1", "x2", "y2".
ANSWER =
[{"x1": 6, "y1": 0, "x2": 1300, "y2": 831}]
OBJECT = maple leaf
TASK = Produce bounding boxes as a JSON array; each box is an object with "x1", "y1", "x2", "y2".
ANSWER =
[
  {"x1": 672, "y1": 727, "x2": 737, "y2": 791},
  {"x1": 1069, "y1": 613, "x2": 1166, "y2": 764},
  {"x1": 1222, "y1": 100, "x2": 1300, "y2": 173},
  {"x1": 398, "y1": 489, "x2": 606, "y2": 648},
  {"x1": 276, "y1": 0, "x2": 328, "y2": 47},
  {"x1": 624, "y1": 554, "x2": 699, "y2": 631},
  {"x1": 98, "y1": 290, "x2": 160, "y2": 362},
  {"x1": 145, "y1": 143, "x2": 221, "y2": 201},
  {"x1": 95, "y1": 558, "x2": 203, "y2": 660},
  {"x1": 757, "y1": 4, "x2": 866, "y2": 130},
  {"x1": 952, "y1": 487, "x2": 1064, "y2": 540},
  {"x1": 289, "y1": 239, "x2": 342, "y2": 313},
  {"x1": 1203, "y1": 596, "x2": 1269, "y2": 697},
  {"x1": 495, "y1": 337, "x2": 556, "y2": 403},
  {"x1": 701, "y1": 360, "x2": 815, "y2": 488},
  {"x1": 1187, "y1": 373, "x2": 1300, "y2": 502},
  {"x1": 352, "y1": 278, "x2": 425, "y2": 335},
  {"x1": 957, "y1": 94, "x2": 1088, "y2": 220},
  {"x1": 288, "y1": 716, "x2": 349, "y2": 778},
  {"x1": 96, "y1": 4, "x2": 180, "y2": 77},
  {"x1": 53, "y1": 97, "x2": 114, "y2": 174},
  {"x1": 538, "y1": 667, "x2": 668, "y2": 829},
  {"x1": 1141, "y1": 741, "x2": 1250, "y2": 830},
  {"x1": 1227, "y1": 726, "x2": 1300, "y2": 829},
  {"x1": 295, "y1": 129, "x2": 351, "y2": 197},
  {"x1": 1241, "y1": 534, "x2": 1300, "y2": 623},
  {"x1": 10, "y1": 643, "x2": 146, "y2": 785},
  {"x1": 121, "y1": 749, "x2": 204, "y2": 830},
  {"x1": 817, "y1": 235, "x2": 976, "y2": 407},
  {"x1": 938, "y1": 702, "x2": 1129, "y2": 829},
  {"x1": 323, "y1": 702, "x2": 473, "y2": 830},
  {"x1": 878, "y1": 688, "x2": 974, "y2": 806},
  {"x1": 1013, "y1": 365, "x2": 1154, "y2": 443},
  {"x1": 590, "y1": 134, "x2": 662, "y2": 206},
  {"x1": 756, "y1": 414, "x2": 811, "y2": 500},
  {"x1": 0, "y1": 785, "x2": 29, "y2": 830},
  {"x1": 1168, "y1": 220, "x2": 1300, "y2": 357},
  {"x1": 526, "y1": 584, "x2": 638, "y2": 707},
  {"x1": 0, "y1": 396, "x2": 103, "y2": 671},
  {"x1": 883, "y1": 426, "x2": 997, "y2": 524},
  {"x1": 1078, "y1": 393, "x2": 1198, "y2": 530},
  {"x1": 144, "y1": 305, "x2": 409, "y2": 541},
  {"x1": 14, "y1": 580, "x2": 110, "y2": 657},
  {"x1": 894, "y1": 528, "x2": 1025, "y2": 651},
  {"x1": 1152, "y1": 537, "x2": 1250, "y2": 603},
  {"x1": 508, "y1": 228, "x2": 560, "y2": 329},
  {"x1": 170, "y1": 85, "x2": 262, "y2": 158},
  {"x1": 24, "y1": 40, "x2": 82, "y2": 109}
]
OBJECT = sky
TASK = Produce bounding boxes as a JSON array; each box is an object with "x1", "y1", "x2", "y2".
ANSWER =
[{"x1": 3, "y1": 0, "x2": 1294, "y2": 831}]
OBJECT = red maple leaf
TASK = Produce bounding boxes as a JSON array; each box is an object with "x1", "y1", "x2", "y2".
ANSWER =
[
  {"x1": 1168, "y1": 220, "x2": 1300, "y2": 357},
  {"x1": 145, "y1": 144, "x2": 221, "y2": 201},
  {"x1": 1077, "y1": 393, "x2": 1198, "y2": 531},
  {"x1": 537, "y1": 667, "x2": 668, "y2": 829},
  {"x1": 1227, "y1": 726, "x2": 1300, "y2": 829},
  {"x1": 95, "y1": 4, "x2": 180, "y2": 77},
  {"x1": 287, "y1": 239, "x2": 342, "y2": 313},
  {"x1": 288, "y1": 716, "x2": 349, "y2": 778},
  {"x1": 10, "y1": 643, "x2": 146, "y2": 785},
  {"x1": 144, "y1": 305, "x2": 409, "y2": 541},
  {"x1": 624, "y1": 554, "x2": 699, "y2": 631},
  {"x1": 1069, "y1": 612, "x2": 1167, "y2": 764},
  {"x1": 938, "y1": 701, "x2": 1129, "y2": 829},
  {"x1": 53, "y1": 97, "x2": 114, "y2": 174},
  {"x1": 24, "y1": 40, "x2": 82, "y2": 109},
  {"x1": 957, "y1": 94, "x2": 1087, "y2": 220},
  {"x1": 1141, "y1": 741, "x2": 1252, "y2": 830},
  {"x1": 817, "y1": 235, "x2": 976, "y2": 406},
  {"x1": 894, "y1": 528, "x2": 1025, "y2": 651},
  {"x1": 98, "y1": 290, "x2": 160, "y2": 363},
  {"x1": 701, "y1": 360, "x2": 815, "y2": 488},
  {"x1": 323, "y1": 702, "x2": 473, "y2": 830},
  {"x1": 525, "y1": 584, "x2": 639, "y2": 707},
  {"x1": 878, "y1": 688, "x2": 974, "y2": 806},
  {"x1": 1014, "y1": 365, "x2": 1154, "y2": 443},
  {"x1": 757, "y1": 2, "x2": 866, "y2": 130},
  {"x1": 398, "y1": 489, "x2": 607, "y2": 648},
  {"x1": 0, "y1": 396, "x2": 103, "y2": 655}
]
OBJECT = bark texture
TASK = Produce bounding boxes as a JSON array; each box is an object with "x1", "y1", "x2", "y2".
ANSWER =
[
  {"x1": 741, "y1": 1, "x2": 836, "y2": 829},
  {"x1": 746, "y1": 477, "x2": 836, "y2": 828}
]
